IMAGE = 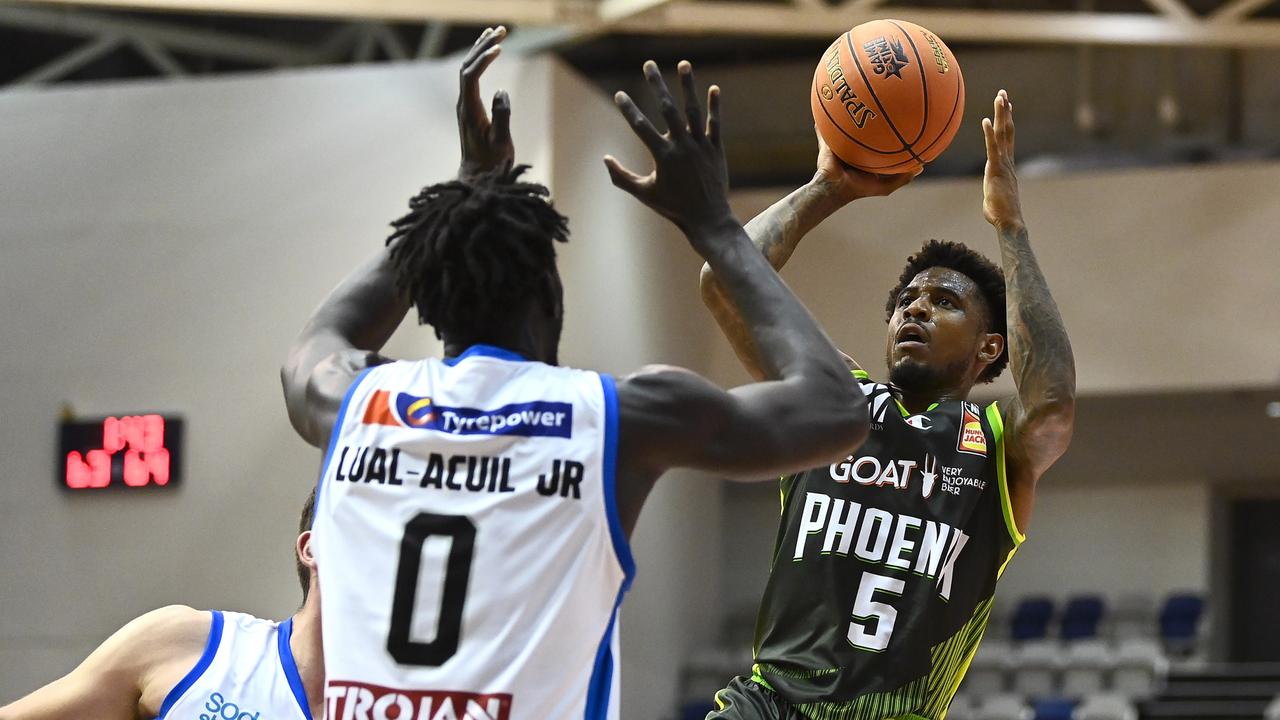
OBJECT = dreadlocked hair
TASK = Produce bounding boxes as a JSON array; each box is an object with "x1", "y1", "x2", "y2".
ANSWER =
[
  {"x1": 884, "y1": 239, "x2": 1009, "y2": 383},
  {"x1": 386, "y1": 164, "x2": 569, "y2": 340}
]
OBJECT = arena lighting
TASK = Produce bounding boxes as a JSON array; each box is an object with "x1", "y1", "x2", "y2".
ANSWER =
[{"x1": 59, "y1": 413, "x2": 185, "y2": 491}]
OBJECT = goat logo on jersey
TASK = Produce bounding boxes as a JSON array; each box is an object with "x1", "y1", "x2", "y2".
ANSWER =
[{"x1": 362, "y1": 390, "x2": 574, "y2": 438}]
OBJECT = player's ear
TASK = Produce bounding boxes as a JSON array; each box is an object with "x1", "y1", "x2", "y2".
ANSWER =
[
  {"x1": 297, "y1": 530, "x2": 317, "y2": 570},
  {"x1": 977, "y1": 332, "x2": 1004, "y2": 366}
]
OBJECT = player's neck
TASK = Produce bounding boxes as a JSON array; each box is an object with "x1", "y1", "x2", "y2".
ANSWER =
[
  {"x1": 289, "y1": 597, "x2": 325, "y2": 718},
  {"x1": 895, "y1": 384, "x2": 970, "y2": 414}
]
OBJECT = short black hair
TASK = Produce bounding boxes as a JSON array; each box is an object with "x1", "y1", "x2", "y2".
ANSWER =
[
  {"x1": 296, "y1": 490, "x2": 316, "y2": 602},
  {"x1": 386, "y1": 165, "x2": 569, "y2": 341},
  {"x1": 884, "y1": 239, "x2": 1008, "y2": 383}
]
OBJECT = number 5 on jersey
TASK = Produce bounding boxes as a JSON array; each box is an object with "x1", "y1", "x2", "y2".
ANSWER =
[{"x1": 848, "y1": 572, "x2": 905, "y2": 652}]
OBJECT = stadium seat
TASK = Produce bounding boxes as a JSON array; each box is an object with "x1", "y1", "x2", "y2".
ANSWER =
[
  {"x1": 1110, "y1": 593, "x2": 1156, "y2": 642},
  {"x1": 1011, "y1": 640, "x2": 1060, "y2": 698},
  {"x1": 974, "y1": 693, "x2": 1031, "y2": 720},
  {"x1": 1059, "y1": 595, "x2": 1105, "y2": 641},
  {"x1": 947, "y1": 693, "x2": 978, "y2": 720},
  {"x1": 1112, "y1": 638, "x2": 1167, "y2": 700},
  {"x1": 963, "y1": 639, "x2": 1013, "y2": 696},
  {"x1": 1012, "y1": 597, "x2": 1056, "y2": 641},
  {"x1": 1159, "y1": 593, "x2": 1204, "y2": 656},
  {"x1": 1030, "y1": 698, "x2": 1075, "y2": 720},
  {"x1": 1075, "y1": 693, "x2": 1139, "y2": 720},
  {"x1": 1060, "y1": 640, "x2": 1113, "y2": 699}
]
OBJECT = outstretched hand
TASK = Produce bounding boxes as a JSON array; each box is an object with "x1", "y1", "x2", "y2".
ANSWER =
[
  {"x1": 457, "y1": 26, "x2": 514, "y2": 179},
  {"x1": 982, "y1": 89, "x2": 1024, "y2": 232},
  {"x1": 814, "y1": 128, "x2": 919, "y2": 203},
  {"x1": 604, "y1": 60, "x2": 735, "y2": 239}
]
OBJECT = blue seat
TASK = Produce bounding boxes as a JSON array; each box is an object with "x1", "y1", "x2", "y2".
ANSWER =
[
  {"x1": 1032, "y1": 698, "x2": 1077, "y2": 720},
  {"x1": 1159, "y1": 593, "x2": 1204, "y2": 653},
  {"x1": 1012, "y1": 596, "x2": 1056, "y2": 641},
  {"x1": 1061, "y1": 595, "x2": 1106, "y2": 640}
]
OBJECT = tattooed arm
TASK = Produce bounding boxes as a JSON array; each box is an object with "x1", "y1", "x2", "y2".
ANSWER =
[
  {"x1": 699, "y1": 131, "x2": 917, "y2": 380},
  {"x1": 982, "y1": 90, "x2": 1077, "y2": 532}
]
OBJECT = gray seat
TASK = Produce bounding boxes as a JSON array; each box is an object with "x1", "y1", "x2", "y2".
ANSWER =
[
  {"x1": 974, "y1": 693, "x2": 1031, "y2": 720},
  {"x1": 946, "y1": 692, "x2": 977, "y2": 720},
  {"x1": 1073, "y1": 693, "x2": 1138, "y2": 720},
  {"x1": 963, "y1": 639, "x2": 1013, "y2": 696},
  {"x1": 1060, "y1": 640, "x2": 1113, "y2": 699},
  {"x1": 1112, "y1": 638, "x2": 1167, "y2": 700},
  {"x1": 1011, "y1": 639, "x2": 1060, "y2": 698},
  {"x1": 1110, "y1": 593, "x2": 1156, "y2": 643},
  {"x1": 1263, "y1": 694, "x2": 1280, "y2": 720}
]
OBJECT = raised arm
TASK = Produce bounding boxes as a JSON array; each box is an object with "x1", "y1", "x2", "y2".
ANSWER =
[
  {"x1": 0, "y1": 606, "x2": 209, "y2": 720},
  {"x1": 280, "y1": 27, "x2": 513, "y2": 447},
  {"x1": 604, "y1": 61, "x2": 869, "y2": 495},
  {"x1": 699, "y1": 131, "x2": 917, "y2": 379},
  {"x1": 982, "y1": 90, "x2": 1076, "y2": 530}
]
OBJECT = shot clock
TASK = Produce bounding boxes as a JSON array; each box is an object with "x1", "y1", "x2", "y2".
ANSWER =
[{"x1": 59, "y1": 414, "x2": 184, "y2": 491}]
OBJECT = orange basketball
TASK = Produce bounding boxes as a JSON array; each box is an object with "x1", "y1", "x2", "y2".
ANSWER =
[{"x1": 810, "y1": 19, "x2": 964, "y2": 173}]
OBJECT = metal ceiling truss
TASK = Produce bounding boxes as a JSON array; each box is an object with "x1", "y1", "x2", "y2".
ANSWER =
[
  {"x1": 8, "y1": 0, "x2": 1280, "y2": 46},
  {"x1": 3, "y1": 0, "x2": 1279, "y2": 88}
]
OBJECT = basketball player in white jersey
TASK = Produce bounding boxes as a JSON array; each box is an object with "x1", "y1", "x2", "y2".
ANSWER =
[
  {"x1": 0, "y1": 497, "x2": 323, "y2": 720},
  {"x1": 281, "y1": 28, "x2": 869, "y2": 720}
]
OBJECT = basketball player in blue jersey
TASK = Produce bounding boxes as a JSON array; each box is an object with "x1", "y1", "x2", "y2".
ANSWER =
[
  {"x1": 697, "y1": 91, "x2": 1076, "y2": 719},
  {"x1": 0, "y1": 496, "x2": 324, "y2": 720},
  {"x1": 281, "y1": 27, "x2": 868, "y2": 720}
]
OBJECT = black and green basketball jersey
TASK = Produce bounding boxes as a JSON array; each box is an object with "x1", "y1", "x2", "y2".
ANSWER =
[{"x1": 750, "y1": 370, "x2": 1025, "y2": 720}]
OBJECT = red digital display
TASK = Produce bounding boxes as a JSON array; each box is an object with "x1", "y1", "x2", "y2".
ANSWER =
[{"x1": 60, "y1": 414, "x2": 183, "y2": 491}]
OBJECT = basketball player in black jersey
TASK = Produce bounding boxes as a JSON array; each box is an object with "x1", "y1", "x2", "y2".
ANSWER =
[{"x1": 699, "y1": 91, "x2": 1076, "y2": 719}]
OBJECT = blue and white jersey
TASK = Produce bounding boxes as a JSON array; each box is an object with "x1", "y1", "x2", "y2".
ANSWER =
[
  {"x1": 311, "y1": 345, "x2": 634, "y2": 720},
  {"x1": 158, "y1": 611, "x2": 312, "y2": 720}
]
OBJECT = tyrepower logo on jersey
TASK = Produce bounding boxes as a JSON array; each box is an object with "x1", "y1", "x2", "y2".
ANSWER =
[
  {"x1": 957, "y1": 403, "x2": 987, "y2": 456},
  {"x1": 201, "y1": 692, "x2": 260, "y2": 720},
  {"x1": 362, "y1": 390, "x2": 572, "y2": 439},
  {"x1": 325, "y1": 680, "x2": 512, "y2": 720}
]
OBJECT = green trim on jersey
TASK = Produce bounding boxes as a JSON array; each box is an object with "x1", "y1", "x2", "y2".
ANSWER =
[{"x1": 984, "y1": 402, "x2": 1025, "y2": 548}]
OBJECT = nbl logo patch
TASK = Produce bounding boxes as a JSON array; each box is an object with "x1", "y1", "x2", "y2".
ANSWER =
[
  {"x1": 362, "y1": 390, "x2": 572, "y2": 438},
  {"x1": 957, "y1": 403, "x2": 987, "y2": 456}
]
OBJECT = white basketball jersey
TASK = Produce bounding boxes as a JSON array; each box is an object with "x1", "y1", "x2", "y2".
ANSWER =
[
  {"x1": 311, "y1": 345, "x2": 635, "y2": 720},
  {"x1": 158, "y1": 610, "x2": 313, "y2": 720}
]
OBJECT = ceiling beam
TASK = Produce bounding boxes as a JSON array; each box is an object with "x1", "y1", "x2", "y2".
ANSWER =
[
  {"x1": 0, "y1": 4, "x2": 325, "y2": 63},
  {"x1": 8, "y1": 0, "x2": 595, "y2": 24},
  {"x1": 1208, "y1": 0, "x2": 1276, "y2": 21},
  {"x1": 10, "y1": 0, "x2": 1280, "y2": 48},
  {"x1": 598, "y1": 0, "x2": 673, "y2": 23},
  {"x1": 611, "y1": 4, "x2": 1280, "y2": 47},
  {"x1": 1140, "y1": 0, "x2": 1196, "y2": 22}
]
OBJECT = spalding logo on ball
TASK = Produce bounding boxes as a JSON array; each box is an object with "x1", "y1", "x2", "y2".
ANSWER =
[{"x1": 811, "y1": 19, "x2": 964, "y2": 173}]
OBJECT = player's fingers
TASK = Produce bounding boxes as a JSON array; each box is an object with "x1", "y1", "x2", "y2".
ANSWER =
[
  {"x1": 613, "y1": 91, "x2": 665, "y2": 151},
  {"x1": 677, "y1": 61, "x2": 705, "y2": 141},
  {"x1": 887, "y1": 168, "x2": 922, "y2": 192},
  {"x1": 981, "y1": 117, "x2": 998, "y2": 159},
  {"x1": 459, "y1": 46, "x2": 501, "y2": 122},
  {"x1": 706, "y1": 85, "x2": 722, "y2": 146},
  {"x1": 603, "y1": 155, "x2": 651, "y2": 196},
  {"x1": 491, "y1": 90, "x2": 512, "y2": 144},
  {"x1": 643, "y1": 60, "x2": 686, "y2": 137}
]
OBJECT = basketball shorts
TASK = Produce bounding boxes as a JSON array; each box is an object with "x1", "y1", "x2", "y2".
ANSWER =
[{"x1": 705, "y1": 676, "x2": 805, "y2": 720}]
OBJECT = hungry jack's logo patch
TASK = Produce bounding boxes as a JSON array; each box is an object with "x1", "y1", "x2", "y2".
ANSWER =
[{"x1": 957, "y1": 404, "x2": 987, "y2": 456}]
